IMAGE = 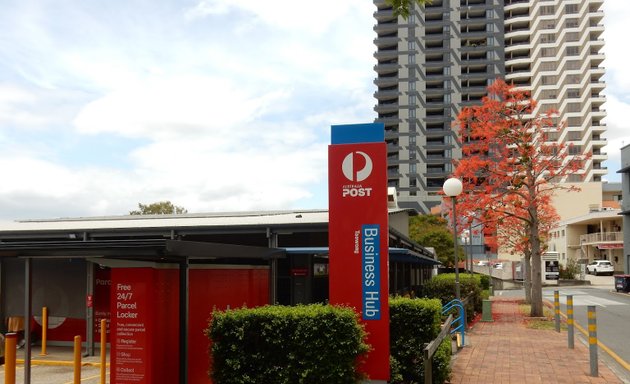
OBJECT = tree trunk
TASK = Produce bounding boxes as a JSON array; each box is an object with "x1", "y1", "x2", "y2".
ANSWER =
[
  {"x1": 529, "y1": 207, "x2": 543, "y2": 317},
  {"x1": 524, "y1": 251, "x2": 532, "y2": 304}
]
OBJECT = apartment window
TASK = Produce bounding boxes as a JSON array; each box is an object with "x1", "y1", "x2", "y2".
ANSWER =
[
  {"x1": 541, "y1": 75, "x2": 557, "y2": 85},
  {"x1": 567, "y1": 60, "x2": 581, "y2": 70},
  {"x1": 567, "y1": 89, "x2": 580, "y2": 98},
  {"x1": 540, "y1": 62, "x2": 556, "y2": 71},
  {"x1": 541, "y1": 33, "x2": 555, "y2": 43},
  {"x1": 409, "y1": 14, "x2": 415, "y2": 23},
  {"x1": 565, "y1": 4, "x2": 579, "y2": 14},
  {"x1": 409, "y1": 109, "x2": 416, "y2": 118},
  {"x1": 409, "y1": 95, "x2": 416, "y2": 105},
  {"x1": 544, "y1": 131, "x2": 559, "y2": 141},
  {"x1": 567, "y1": 75, "x2": 580, "y2": 84},
  {"x1": 410, "y1": 135, "x2": 416, "y2": 145},
  {"x1": 409, "y1": 81, "x2": 416, "y2": 91},
  {"x1": 566, "y1": 46, "x2": 579, "y2": 56},
  {"x1": 409, "y1": 54, "x2": 415, "y2": 64},
  {"x1": 567, "y1": 117, "x2": 582, "y2": 126},
  {"x1": 566, "y1": 32, "x2": 579, "y2": 42},
  {"x1": 540, "y1": 6, "x2": 555, "y2": 15},
  {"x1": 567, "y1": 174, "x2": 582, "y2": 182},
  {"x1": 567, "y1": 131, "x2": 581, "y2": 141},
  {"x1": 541, "y1": 90, "x2": 556, "y2": 99},
  {"x1": 408, "y1": 41, "x2": 416, "y2": 50},
  {"x1": 566, "y1": 18, "x2": 579, "y2": 28},
  {"x1": 541, "y1": 47, "x2": 555, "y2": 57},
  {"x1": 568, "y1": 145, "x2": 582, "y2": 155},
  {"x1": 541, "y1": 20, "x2": 555, "y2": 29},
  {"x1": 409, "y1": 163, "x2": 417, "y2": 173},
  {"x1": 568, "y1": 103, "x2": 581, "y2": 112}
]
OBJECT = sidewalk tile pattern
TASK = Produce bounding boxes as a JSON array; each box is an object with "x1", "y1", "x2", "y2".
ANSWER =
[{"x1": 449, "y1": 299, "x2": 622, "y2": 384}]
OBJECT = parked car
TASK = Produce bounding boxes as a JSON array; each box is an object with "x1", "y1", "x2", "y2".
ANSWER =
[
  {"x1": 586, "y1": 260, "x2": 614, "y2": 276},
  {"x1": 493, "y1": 262, "x2": 504, "y2": 270},
  {"x1": 476, "y1": 260, "x2": 489, "y2": 266}
]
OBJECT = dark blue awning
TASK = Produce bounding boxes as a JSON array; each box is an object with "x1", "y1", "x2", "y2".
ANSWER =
[{"x1": 281, "y1": 247, "x2": 440, "y2": 266}]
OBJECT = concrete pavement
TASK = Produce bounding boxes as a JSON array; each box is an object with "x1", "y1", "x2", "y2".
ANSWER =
[
  {"x1": 449, "y1": 297, "x2": 626, "y2": 384},
  {"x1": 1, "y1": 345, "x2": 109, "y2": 384}
]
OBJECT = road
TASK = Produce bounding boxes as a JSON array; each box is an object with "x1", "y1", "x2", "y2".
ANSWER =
[{"x1": 541, "y1": 275, "x2": 630, "y2": 381}]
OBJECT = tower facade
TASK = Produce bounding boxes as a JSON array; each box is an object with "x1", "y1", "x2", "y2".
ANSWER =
[{"x1": 373, "y1": 0, "x2": 606, "y2": 213}]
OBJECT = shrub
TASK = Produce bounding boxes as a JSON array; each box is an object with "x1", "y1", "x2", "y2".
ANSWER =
[
  {"x1": 207, "y1": 304, "x2": 369, "y2": 384},
  {"x1": 421, "y1": 273, "x2": 483, "y2": 323},
  {"x1": 389, "y1": 297, "x2": 451, "y2": 384},
  {"x1": 559, "y1": 258, "x2": 580, "y2": 280}
]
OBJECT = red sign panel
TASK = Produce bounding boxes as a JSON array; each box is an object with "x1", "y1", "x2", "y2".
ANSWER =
[
  {"x1": 329, "y1": 136, "x2": 389, "y2": 381},
  {"x1": 111, "y1": 268, "x2": 151, "y2": 383}
]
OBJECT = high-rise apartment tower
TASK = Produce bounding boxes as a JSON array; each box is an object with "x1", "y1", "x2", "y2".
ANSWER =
[{"x1": 373, "y1": 0, "x2": 607, "y2": 213}]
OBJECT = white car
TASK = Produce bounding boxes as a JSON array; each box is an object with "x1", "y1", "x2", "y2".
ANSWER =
[{"x1": 586, "y1": 260, "x2": 614, "y2": 276}]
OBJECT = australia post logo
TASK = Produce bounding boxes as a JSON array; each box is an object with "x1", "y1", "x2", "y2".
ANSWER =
[{"x1": 341, "y1": 151, "x2": 373, "y2": 198}]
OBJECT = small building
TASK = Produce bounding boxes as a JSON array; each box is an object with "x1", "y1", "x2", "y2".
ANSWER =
[
  {"x1": 0, "y1": 208, "x2": 437, "y2": 383},
  {"x1": 547, "y1": 182, "x2": 623, "y2": 271}
]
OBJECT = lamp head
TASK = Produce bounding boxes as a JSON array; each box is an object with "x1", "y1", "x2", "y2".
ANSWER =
[{"x1": 443, "y1": 177, "x2": 463, "y2": 197}]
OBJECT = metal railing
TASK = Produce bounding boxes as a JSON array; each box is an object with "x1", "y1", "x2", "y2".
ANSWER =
[
  {"x1": 579, "y1": 231, "x2": 623, "y2": 244},
  {"x1": 423, "y1": 314, "x2": 454, "y2": 384}
]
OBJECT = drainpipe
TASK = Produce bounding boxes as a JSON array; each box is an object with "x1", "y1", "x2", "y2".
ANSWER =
[{"x1": 267, "y1": 228, "x2": 278, "y2": 304}]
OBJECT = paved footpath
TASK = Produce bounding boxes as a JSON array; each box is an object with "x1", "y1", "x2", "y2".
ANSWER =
[{"x1": 449, "y1": 298, "x2": 624, "y2": 384}]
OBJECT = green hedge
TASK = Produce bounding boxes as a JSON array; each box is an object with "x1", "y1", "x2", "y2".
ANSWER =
[
  {"x1": 421, "y1": 273, "x2": 483, "y2": 323},
  {"x1": 207, "y1": 304, "x2": 369, "y2": 384},
  {"x1": 389, "y1": 297, "x2": 452, "y2": 384}
]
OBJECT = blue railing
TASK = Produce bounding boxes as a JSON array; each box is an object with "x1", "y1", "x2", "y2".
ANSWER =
[{"x1": 442, "y1": 299, "x2": 466, "y2": 347}]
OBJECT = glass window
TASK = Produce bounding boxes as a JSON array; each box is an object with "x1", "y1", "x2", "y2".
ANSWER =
[
  {"x1": 567, "y1": 89, "x2": 580, "y2": 98},
  {"x1": 565, "y1": 4, "x2": 578, "y2": 14},
  {"x1": 541, "y1": 48, "x2": 555, "y2": 57},
  {"x1": 540, "y1": 6, "x2": 555, "y2": 15},
  {"x1": 566, "y1": 18, "x2": 579, "y2": 28},
  {"x1": 566, "y1": 46, "x2": 579, "y2": 56},
  {"x1": 541, "y1": 33, "x2": 555, "y2": 43}
]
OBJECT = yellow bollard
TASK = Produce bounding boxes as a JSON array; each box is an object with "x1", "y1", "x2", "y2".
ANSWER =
[
  {"x1": 5, "y1": 333, "x2": 17, "y2": 384},
  {"x1": 74, "y1": 335, "x2": 82, "y2": 384},
  {"x1": 40, "y1": 306, "x2": 48, "y2": 356},
  {"x1": 100, "y1": 319, "x2": 107, "y2": 384}
]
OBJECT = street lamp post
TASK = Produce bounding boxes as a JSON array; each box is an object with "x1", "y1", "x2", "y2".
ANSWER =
[{"x1": 444, "y1": 177, "x2": 463, "y2": 300}]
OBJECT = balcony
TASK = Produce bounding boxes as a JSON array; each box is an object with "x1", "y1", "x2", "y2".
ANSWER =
[{"x1": 580, "y1": 231, "x2": 623, "y2": 245}]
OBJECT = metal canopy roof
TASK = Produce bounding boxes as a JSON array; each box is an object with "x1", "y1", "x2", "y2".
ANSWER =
[{"x1": 0, "y1": 239, "x2": 285, "y2": 261}]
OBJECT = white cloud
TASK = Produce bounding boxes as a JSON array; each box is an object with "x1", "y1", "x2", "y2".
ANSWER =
[
  {"x1": 602, "y1": 1, "x2": 630, "y2": 94},
  {"x1": 5, "y1": 0, "x2": 627, "y2": 221},
  {"x1": 73, "y1": 76, "x2": 291, "y2": 140}
]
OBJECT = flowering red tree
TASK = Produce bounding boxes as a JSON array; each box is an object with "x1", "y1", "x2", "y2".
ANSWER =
[{"x1": 451, "y1": 79, "x2": 586, "y2": 316}]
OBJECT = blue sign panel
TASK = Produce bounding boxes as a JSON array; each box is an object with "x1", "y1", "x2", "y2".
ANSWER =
[
  {"x1": 362, "y1": 224, "x2": 381, "y2": 320},
  {"x1": 331, "y1": 123, "x2": 384, "y2": 145}
]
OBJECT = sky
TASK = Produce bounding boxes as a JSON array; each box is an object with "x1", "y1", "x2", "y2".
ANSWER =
[{"x1": 0, "y1": 0, "x2": 628, "y2": 221}]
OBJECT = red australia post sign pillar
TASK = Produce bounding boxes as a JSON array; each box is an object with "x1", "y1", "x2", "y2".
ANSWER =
[{"x1": 329, "y1": 123, "x2": 389, "y2": 381}]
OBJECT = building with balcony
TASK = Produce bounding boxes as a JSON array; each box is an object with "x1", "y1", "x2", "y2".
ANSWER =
[
  {"x1": 618, "y1": 144, "x2": 630, "y2": 273},
  {"x1": 547, "y1": 182, "x2": 623, "y2": 272},
  {"x1": 372, "y1": 0, "x2": 607, "y2": 213}
]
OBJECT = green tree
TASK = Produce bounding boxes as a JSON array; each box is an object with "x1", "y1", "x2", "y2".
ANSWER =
[
  {"x1": 409, "y1": 215, "x2": 463, "y2": 267},
  {"x1": 129, "y1": 201, "x2": 187, "y2": 215},
  {"x1": 386, "y1": 0, "x2": 431, "y2": 19}
]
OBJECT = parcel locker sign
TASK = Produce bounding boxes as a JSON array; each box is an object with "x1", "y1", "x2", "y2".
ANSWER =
[{"x1": 328, "y1": 123, "x2": 389, "y2": 381}]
